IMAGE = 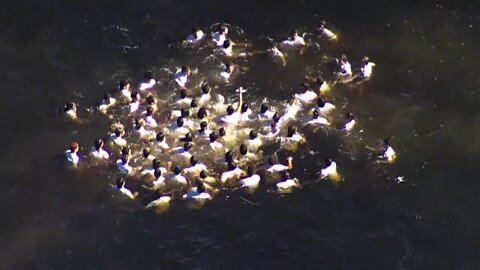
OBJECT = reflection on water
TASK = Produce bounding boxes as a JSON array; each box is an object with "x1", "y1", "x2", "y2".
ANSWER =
[{"x1": 1, "y1": 1, "x2": 480, "y2": 269}]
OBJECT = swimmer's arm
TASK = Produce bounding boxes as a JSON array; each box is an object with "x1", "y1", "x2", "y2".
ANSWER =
[
  {"x1": 287, "y1": 157, "x2": 293, "y2": 170},
  {"x1": 235, "y1": 89, "x2": 243, "y2": 114}
]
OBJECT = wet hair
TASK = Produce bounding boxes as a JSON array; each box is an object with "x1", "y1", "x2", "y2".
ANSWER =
[
  {"x1": 183, "y1": 142, "x2": 193, "y2": 151},
  {"x1": 272, "y1": 113, "x2": 280, "y2": 123},
  {"x1": 173, "y1": 166, "x2": 181, "y2": 175},
  {"x1": 154, "y1": 168, "x2": 162, "y2": 178},
  {"x1": 190, "y1": 98, "x2": 198, "y2": 108},
  {"x1": 121, "y1": 147, "x2": 130, "y2": 156},
  {"x1": 146, "y1": 95, "x2": 156, "y2": 105},
  {"x1": 226, "y1": 105, "x2": 234, "y2": 115},
  {"x1": 69, "y1": 141, "x2": 79, "y2": 152},
  {"x1": 199, "y1": 121, "x2": 208, "y2": 131},
  {"x1": 121, "y1": 155, "x2": 128, "y2": 164},
  {"x1": 270, "y1": 124, "x2": 278, "y2": 134},
  {"x1": 224, "y1": 62, "x2": 232, "y2": 73},
  {"x1": 301, "y1": 83, "x2": 309, "y2": 91},
  {"x1": 317, "y1": 97, "x2": 326, "y2": 108},
  {"x1": 220, "y1": 25, "x2": 228, "y2": 34},
  {"x1": 282, "y1": 171, "x2": 291, "y2": 181},
  {"x1": 94, "y1": 139, "x2": 104, "y2": 150},
  {"x1": 146, "y1": 106, "x2": 154, "y2": 116},
  {"x1": 119, "y1": 80, "x2": 130, "y2": 90},
  {"x1": 218, "y1": 127, "x2": 226, "y2": 137},
  {"x1": 181, "y1": 109, "x2": 190, "y2": 118},
  {"x1": 152, "y1": 158, "x2": 161, "y2": 169},
  {"x1": 200, "y1": 170, "x2": 208, "y2": 179},
  {"x1": 144, "y1": 71, "x2": 154, "y2": 80},
  {"x1": 290, "y1": 30, "x2": 298, "y2": 37},
  {"x1": 260, "y1": 103, "x2": 268, "y2": 114},
  {"x1": 241, "y1": 103, "x2": 249, "y2": 114},
  {"x1": 190, "y1": 156, "x2": 198, "y2": 166},
  {"x1": 249, "y1": 130, "x2": 257, "y2": 140},
  {"x1": 142, "y1": 147, "x2": 151, "y2": 158},
  {"x1": 324, "y1": 157, "x2": 333, "y2": 167},
  {"x1": 197, "y1": 107, "x2": 207, "y2": 119},
  {"x1": 116, "y1": 177, "x2": 125, "y2": 188},
  {"x1": 223, "y1": 39, "x2": 231, "y2": 49},
  {"x1": 176, "y1": 117, "x2": 184, "y2": 128},
  {"x1": 64, "y1": 102, "x2": 74, "y2": 112},
  {"x1": 312, "y1": 109, "x2": 319, "y2": 118},
  {"x1": 320, "y1": 20, "x2": 327, "y2": 28},
  {"x1": 239, "y1": 144, "x2": 248, "y2": 155},
  {"x1": 363, "y1": 56, "x2": 370, "y2": 64},
  {"x1": 247, "y1": 166, "x2": 254, "y2": 177},
  {"x1": 181, "y1": 65, "x2": 190, "y2": 74},
  {"x1": 384, "y1": 139, "x2": 391, "y2": 146},
  {"x1": 156, "y1": 132, "x2": 165, "y2": 142},
  {"x1": 102, "y1": 93, "x2": 112, "y2": 104},
  {"x1": 201, "y1": 83, "x2": 210, "y2": 94},
  {"x1": 268, "y1": 155, "x2": 275, "y2": 165},
  {"x1": 130, "y1": 91, "x2": 140, "y2": 102},
  {"x1": 316, "y1": 77, "x2": 325, "y2": 86},
  {"x1": 225, "y1": 150, "x2": 234, "y2": 163},
  {"x1": 193, "y1": 26, "x2": 201, "y2": 38},
  {"x1": 227, "y1": 161, "x2": 237, "y2": 170},
  {"x1": 196, "y1": 181, "x2": 206, "y2": 193},
  {"x1": 341, "y1": 54, "x2": 348, "y2": 61},
  {"x1": 180, "y1": 89, "x2": 187, "y2": 99},
  {"x1": 209, "y1": 131, "x2": 218, "y2": 142},
  {"x1": 346, "y1": 112, "x2": 354, "y2": 121},
  {"x1": 182, "y1": 132, "x2": 193, "y2": 142},
  {"x1": 287, "y1": 126, "x2": 296, "y2": 137},
  {"x1": 135, "y1": 118, "x2": 145, "y2": 129}
]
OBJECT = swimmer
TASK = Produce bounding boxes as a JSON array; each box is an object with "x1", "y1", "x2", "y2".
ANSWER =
[
  {"x1": 198, "y1": 170, "x2": 218, "y2": 187},
  {"x1": 142, "y1": 158, "x2": 168, "y2": 177},
  {"x1": 258, "y1": 103, "x2": 276, "y2": 120},
  {"x1": 358, "y1": 56, "x2": 376, "y2": 81},
  {"x1": 221, "y1": 39, "x2": 234, "y2": 57},
  {"x1": 165, "y1": 166, "x2": 188, "y2": 187},
  {"x1": 129, "y1": 91, "x2": 141, "y2": 113},
  {"x1": 239, "y1": 143, "x2": 256, "y2": 161},
  {"x1": 145, "y1": 95, "x2": 157, "y2": 111},
  {"x1": 209, "y1": 131, "x2": 223, "y2": 152},
  {"x1": 284, "y1": 125, "x2": 306, "y2": 143},
  {"x1": 111, "y1": 128, "x2": 127, "y2": 147},
  {"x1": 266, "y1": 156, "x2": 293, "y2": 173},
  {"x1": 320, "y1": 158, "x2": 338, "y2": 179},
  {"x1": 134, "y1": 118, "x2": 155, "y2": 140},
  {"x1": 220, "y1": 62, "x2": 234, "y2": 82},
  {"x1": 199, "y1": 83, "x2": 212, "y2": 105},
  {"x1": 239, "y1": 166, "x2": 261, "y2": 188},
  {"x1": 98, "y1": 93, "x2": 116, "y2": 114},
  {"x1": 246, "y1": 130, "x2": 262, "y2": 151},
  {"x1": 141, "y1": 147, "x2": 155, "y2": 161},
  {"x1": 65, "y1": 141, "x2": 80, "y2": 165},
  {"x1": 306, "y1": 109, "x2": 330, "y2": 126},
  {"x1": 343, "y1": 113, "x2": 356, "y2": 131},
  {"x1": 116, "y1": 155, "x2": 133, "y2": 174},
  {"x1": 281, "y1": 30, "x2": 306, "y2": 47},
  {"x1": 174, "y1": 65, "x2": 191, "y2": 88},
  {"x1": 295, "y1": 83, "x2": 318, "y2": 104},
  {"x1": 90, "y1": 139, "x2": 110, "y2": 159},
  {"x1": 138, "y1": 71, "x2": 156, "y2": 91},
  {"x1": 372, "y1": 139, "x2": 397, "y2": 163},
  {"x1": 220, "y1": 161, "x2": 244, "y2": 184},
  {"x1": 62, "y1": 102, "x2": 80, "y2": 122},
  {"x1": 115, "y1": 177, "x2": 138, "y2": 199},
  {"x1": 180, "y1": 132, "x2": 193, "y2": 143},
  {"x1": 143, "y1": 106, "x2": 158, "y2": 128},
  {"x1": 318, "y1": 21, "x2": 338, "y2": 41},
  {"x1": 155, "y1": 132, "x2": 170, "y2": 150},
  {"x1": 269, "y1": 45, "x2": 286, "y2": 66},
  {"x1": 336, "y1": 55, "x2": 352, "y2": 78},
  {"x1": 276, "y1": 172, "x2": 301, "y2": 190},
  {"x1": 184, "y1": 156, "x2": 208, "y2": 177},
  {"x1": 185, "y1": 26, "x2": 205, "y2": 44},
  {"x1": 220, "y1": 105, "x2": 241, "y2": 125},
  {"x1": 119, "y1": 80, "x2": 132, "y2": 100},
  {"x1": 316, "y1": 97, "x2": 336, "y2": 114},
  {"x1": 175, "y1": 89, "x2": 193, "y2": 109},
  {"x1": 145, "y1": 189, "x2": 172, "y2": 208},
  {"x1": 182, "y1": 180, "x2": 212, "y2": 200},
  {"x1": 173, "y1": 142, "x2": 193, "y2": 161},
  {"x1": 170, "y1": 117, "x2": 190, "y2": 137},
  {"x1": 263, "y1": 123, "x2": 280, "y2": 140},
  {"x1": 305, "y1": 76, "x2": 330, "y2": 94},
  {"x1": 197, "y1": 107, "x2": 208, "y2": 120},
  {"x1": 240, "y1": 103, "x2": 252, "y2": 121},
  {"x1": 151, "y1": 169, "x2": 166, "y2": 189},
  {"x1": 198, "y1": 121, "x2": 212, "y2": 138},
  {"x1": 212, "y1": 25, "x2": 228, "y2": 47}
]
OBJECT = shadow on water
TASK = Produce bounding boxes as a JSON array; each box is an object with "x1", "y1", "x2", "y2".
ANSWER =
[{"x1": 1, "y1": 0, "x2": 480, "y2": 269}]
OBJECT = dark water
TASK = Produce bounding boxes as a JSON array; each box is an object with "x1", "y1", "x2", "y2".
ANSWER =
[{"x1": 1, "y1": 1, "x2": 480, "y2": 269}]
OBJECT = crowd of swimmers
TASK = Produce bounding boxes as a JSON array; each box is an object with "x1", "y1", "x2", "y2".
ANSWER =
[{"x1": 62, "y1": 21, "x2": 396, "y2": 209}]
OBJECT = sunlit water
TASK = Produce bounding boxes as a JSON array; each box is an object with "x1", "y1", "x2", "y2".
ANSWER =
[{"x1": 1, "y1": 1, "x2": 480, "y2": 269}]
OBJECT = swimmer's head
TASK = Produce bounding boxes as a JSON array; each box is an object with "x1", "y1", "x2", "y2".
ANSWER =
[
  {"x1": 341, "y1": 54, "x2": 348, "y2": 62},
  {"x1": 130, "y1": 91, "x2": 140, "y2": 102},
  {"x1": 316, "y1": 77, "x2": 325, "y2": 86},
  {"x1": 247, "y1": 166, "x2": 254, "y2": 177},
  {"x1": 121, "y1": 155, "x2": 129, "y2": 164},
  {"x1": 180, "y1": 89, "x2": 187, "y2": 99},
  {"x1": 224, "y1": 62, "x2": 232, "y2": 73},
  {"x1": 219, "y1": 127, "x2": 226, "y2": 137},
  {"x1": 103, "y1": 93, "x2": 111, "y2": 103},
  {"x1": 154, "y1": 168, "x2": 162, "y2": 178},
  {"x1": 227, "y1": 160, "x2": 237, "y2": 170},
  {"x1": 181, "y1": 109, "x2": 190, "y2": 118},
  {"x1": 240, "y1": 144, "x2": 248, "y2": 155},
  {"x1": 183, "y1": 132, "x2": 193, "y2": 142},
  {"x1": 94, "y1": 139, "x2": 104, "y2": 150},
  {"x1": 384, "y1": 138, "x2": 391, "y2": 146},
  {"x1": 241, "y1": 103, "x2": 249, "y2": 113},
  {"x1": 119, "y1": 80, "x2": 130, "y2": 90},
  {"x1": 146, "y1": 95, "x2": 156, "y2": 105},
  {"x1": 64, "y1": 102, "x2": 75, "y2": 112},
  {"x1": 142, "y1": 147, "x2": 151, "y2": 158},
  {"x1": 196, "y1": 180, "x2": 206, "y2": 193},
  {"x1": 146, "y1": 106, "x2": 154, "y2": 116},
  {"x1": 209, "y1": 131, "x2": 217, "y2": 143},
  {"x1": 199, "y1": 121, "x2": 208, "y2": 131},
  {"x1": 312, "y1": 109, "x2": 319, "y2": 118},
  {"x1": 116, "y1": 177, "x2": 125, "y2": 189},
  {"x1": 190, "y1": 98, "x2": 198, "y2": 108},
  {"x1": 260, "y1": 103, "x2": 269, "y2": 114},
  {"x1": 317, "y1": 97, "x2": 326, "y2": 108},
  {"x1": 290, "y1": 30, "x2": 298, "y2": 38},
  {"x1": 173, "y1": 166, "x2": 181, "y2": 175},
  {"x1": 190, "y1": 156, "x2": 198, "y2": 166},
  {"x1": 176, "y1": 117, "x2": 184, "y2": 128},
  {"x1": 197, "y1": 107, "x2": 207, "y2": 119},
  {"x1": 156, "y1": 132, "x2": 165, "y2": 142},
  {"x1": 152, "y1": 158, "x2": 161, "y2": 169},
  {"x1": 220, "y1": 25, "x2": 228, "y2": 35},
  {"x1": 287, "y1": 125, "x2": 297, "y2": 137},
  {"x1": 144, "y1": 71, "x2": 154, "y2": 80},
  {"x1": 324, "y1": 157, "x2": 333, "y2": 166},
  {"x1": 181, "y1": 65, "x2": 190, "y2": 75},
  {"x1": 223, "y1": 39, "x2": 231, "y2": 49},
  {"x1": 272, "y1": 113, "x2": 280, "y2": 123},
  {"x1": 121, "y1": 147, "x2": 130, "y2": 156},
  {"x1": 319, "y1": 21, "x2": 327, "y2": 29},
  {"x1": 346, "y1": 112, "x2": 354, "y2": 121},
  {"x1": 183, "y1": 142, "x2": 193, "y2": 151},
  {"x1": 201, "y1": 83, "x2": 210, "y2": 94},
  {"x1": 249, "y1": 130, "x2": 257, "y2": 140},
  {"x1": 226, "y1": 105, "x2": 234, "y2": 115},
  {"x1": 363, "y1": 56, "x2": 369, "y2": 64},
  {"x1": 200, "y1": 170, "x2": 207, "y2": 179},
  {"x1": 282, "y1": 171, "x2": 291, "y2": 181},
  {"x1": 225, "y1": 150, "x2": 234, "y2": 163},
  {"x1": 69, "y1": 141, "x2": 79, "y2": 152},
  {"x1": 114, "y1": 128, "x2": 124, "y2": 137}
]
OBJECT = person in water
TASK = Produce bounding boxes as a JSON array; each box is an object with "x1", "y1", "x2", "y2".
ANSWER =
[
  {"x1": 318, "y1": 21, "x2": 338, "y2": 41},
  {"x1": 212, "y1": 25, "x2": 229, "y2": 47},
  {"x1": 336, "y1": 54, "x2": 352, "y2": 79},
  {"x1": 175, "y1": 65, "x2": 191, "y2": 88},
  {"x1": 185, "y1": 26, "x2": 205, "y2": 44},
  {"x1": 119, "y1": 80, "x2": 132, "y2": 100},
  {"x1": 90, "y1": 139, "x2": 110, "y2": 159},
  {"x1": 65, "y1": 141, "x2": 80, "y2": 165},
  {"x1": 115, "y1": 177, "x2": 138, "y2": 199},
  {"x1": 138, "y1": 71, "x2": 156, "y2": 91}
]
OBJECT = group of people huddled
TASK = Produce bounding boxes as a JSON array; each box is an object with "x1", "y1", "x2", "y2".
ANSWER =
[{"x1": 63, "y1": 21, "x2": 396, "y2": 209}]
